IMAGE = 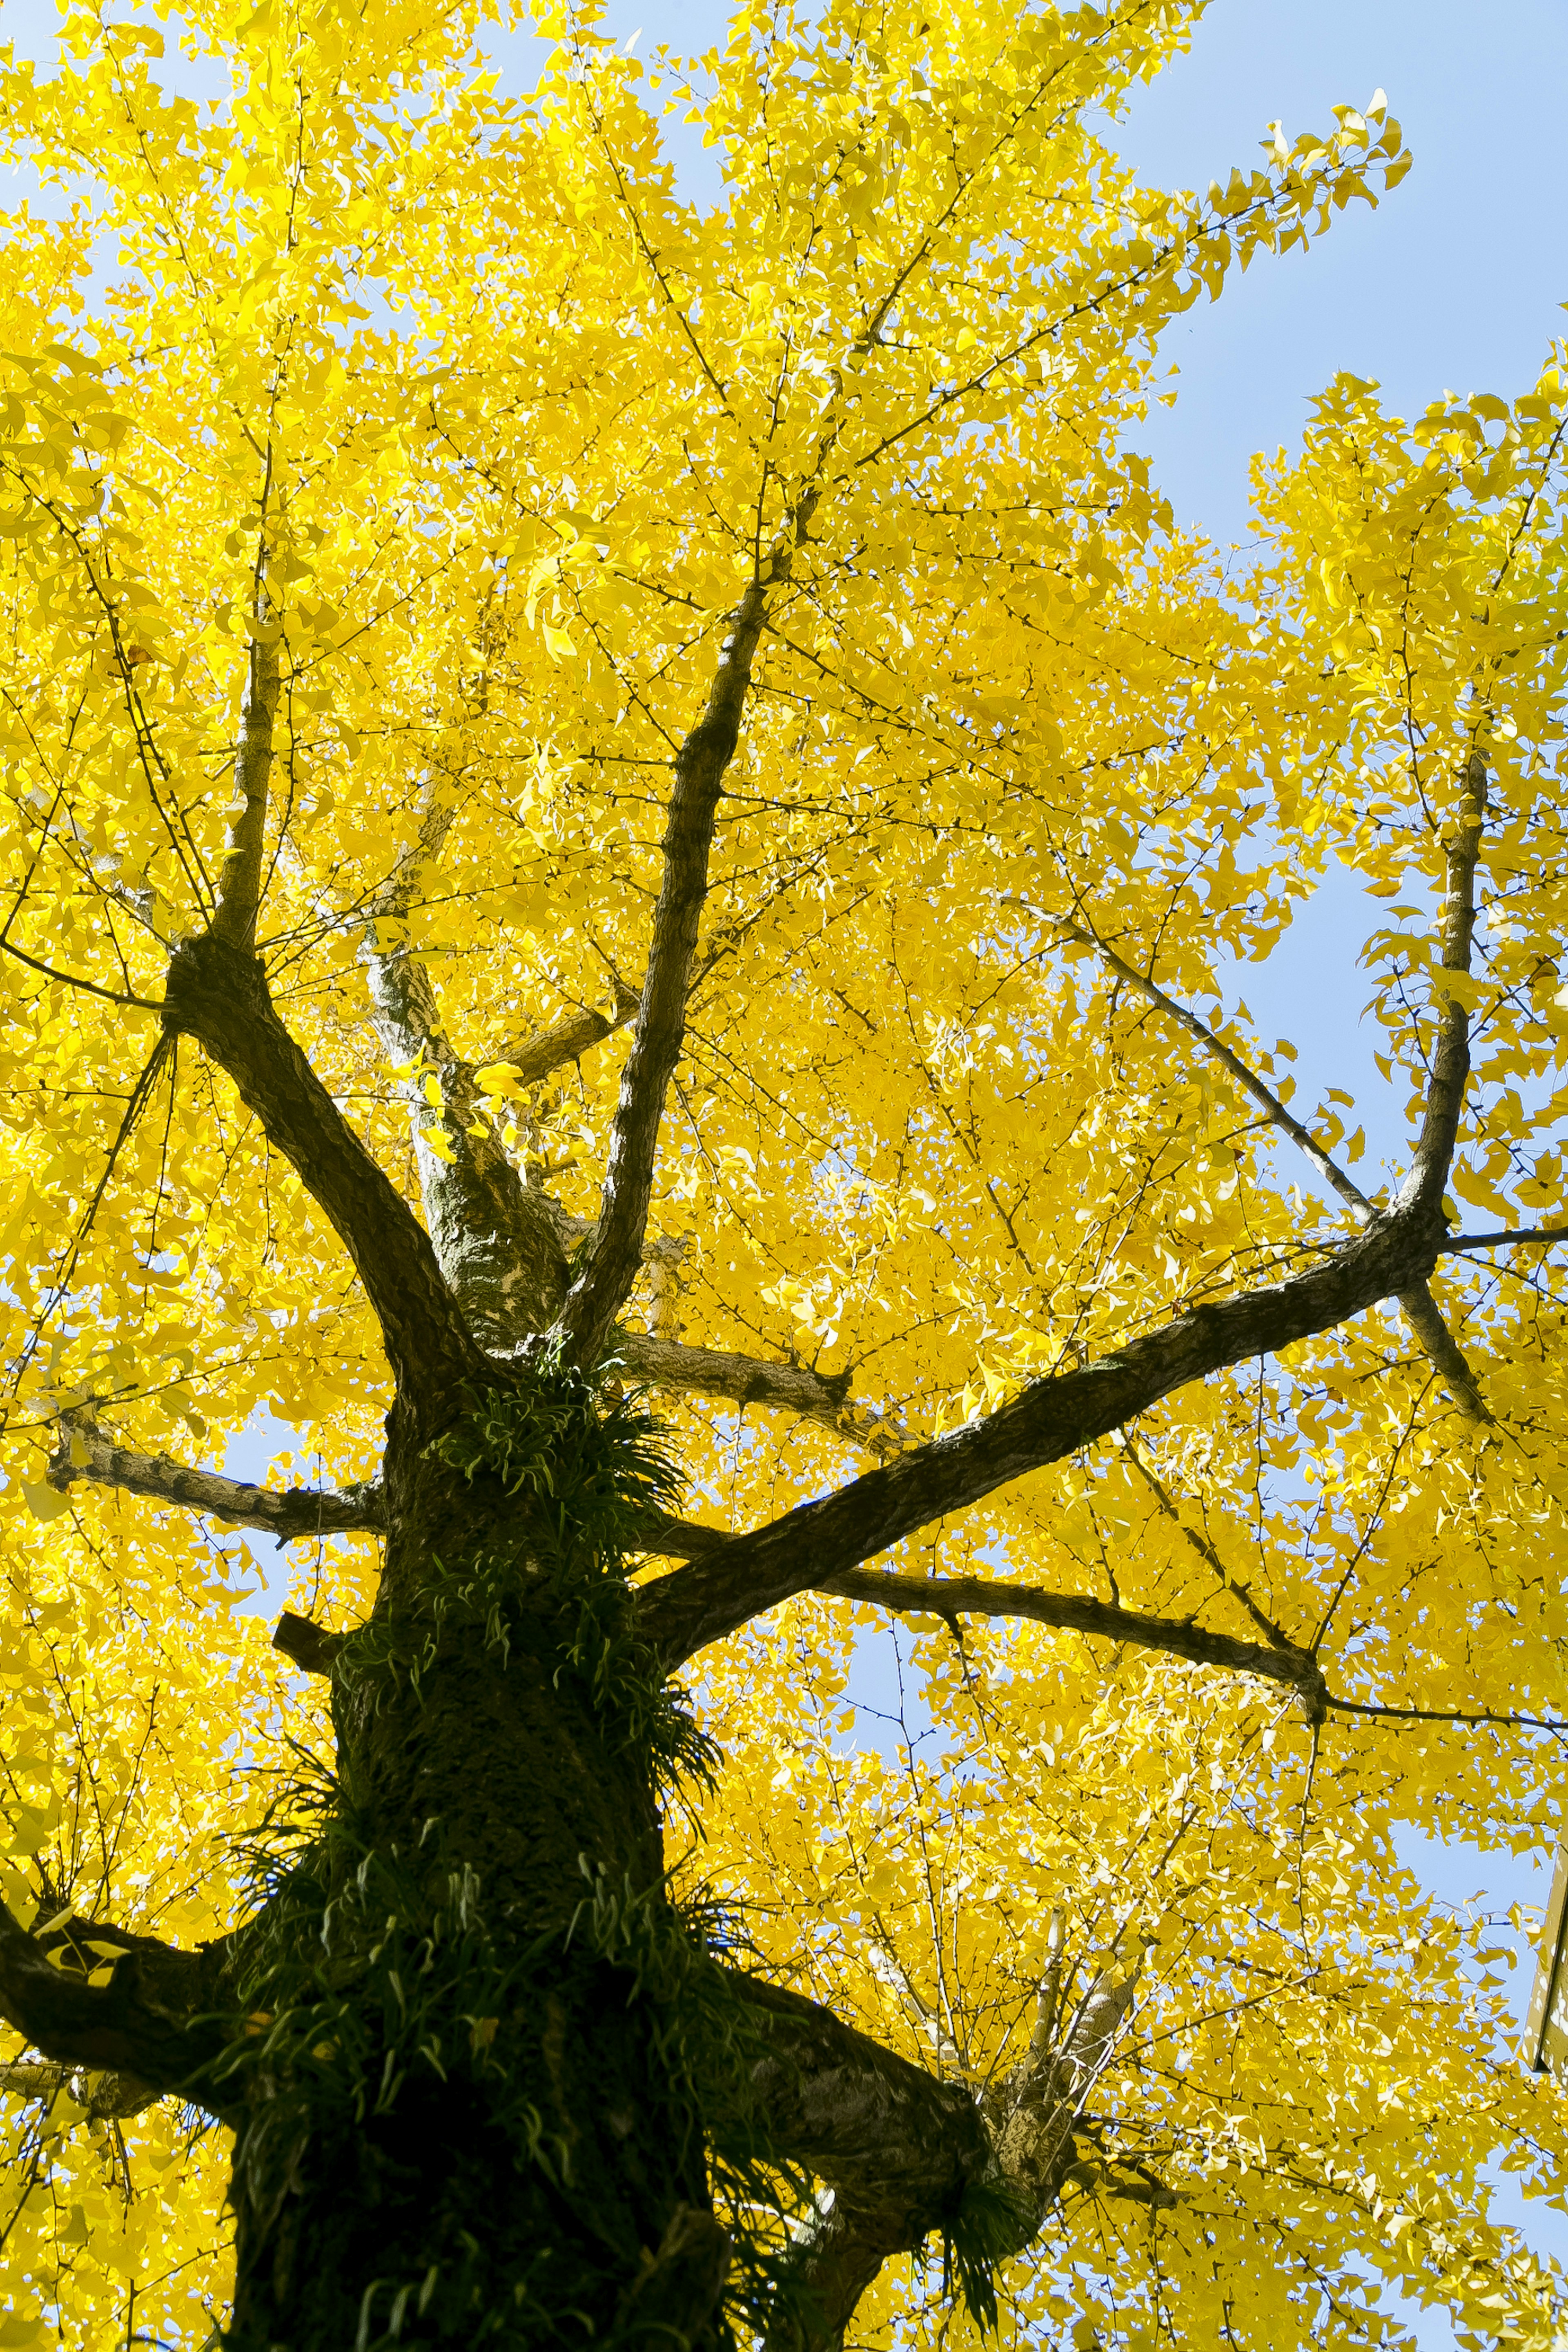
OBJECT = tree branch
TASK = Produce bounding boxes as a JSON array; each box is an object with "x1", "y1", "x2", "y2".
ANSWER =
[
  {"x1": 1042, "y1": 815, "x2": 1492, "y2": 1422},
  {"x1": 1446, "y1": 1224, "x2": 1568, "y2": 1253},
  {"x1": 209, "y1": 558, "x2": 279, "y2": 952},
  {"x1": 639, "y1": 767, "x2": 1492, "y2": 1658},
  {"x1": 1399, "y1": 749, "x2": 1486, "y2": 1219},
  {"x1": 272, "y1": 1610, "x2": 348, "y2": 1674},
  {"x1": 560, "y1": 504, "x2": 817, "y2": 1368},
  {"x1": 48, "y1": 1410, "x2": 385, "y2": 1539},
  {"x1": 0, "y1": 2058, "x2": 159, "y2": 2121},
  {"x1": 503, "y1": 978, "x2": 641, "y2": 1088},
  {"x1": 820, "y1": 1569, "x2": 1327, "y2": 1713},
  {"x1": 363, "y1": 812, "x2": 570, "y2": 1346},
  {"x1": 636, "y1": 1200, "x2": 1448, "y2": 1670},
  {"x1": 728, "y1": 1934, "x2": 1144, "y2": 2349},
  {"x1": 161, "y1": 930, "x2": 486, "y2": 1424},
  {"x1": 616, "y1": 1332, "x2": 903, "y2": 1457},
  {"x1": 723, "y1": 1970, "x2": 989, "y2": 2349},
  {"x1": 0, "y1": 1899, "x2": 233, "y2": 2114}
]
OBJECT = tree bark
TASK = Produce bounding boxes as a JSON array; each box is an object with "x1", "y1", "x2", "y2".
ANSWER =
[{"x1": 223, "y1": 1426, "x2": 729, "y2": 2351}]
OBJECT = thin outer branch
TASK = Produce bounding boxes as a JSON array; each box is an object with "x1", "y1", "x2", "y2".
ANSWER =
[
  {"x1": 560, "y1": 504, "x2": 816, "y2": 1368},
  {"x1": 1119, "y1": 1439, "x2": 1299, "y2": 1651},
  {"x1": 1392, "y1": 1283, "x2": 1490, "y2": 1420},
  {"x1": 48, "y1": 1411, "x2": 384, "y2": 1539},
  {"x1": 821, "y1": 1568, "x2": 1327, "y2": 1713},
  {"x1": 210, "y1": 563, "x2": 279, "y2": 952},
  {"x1": 1049, "y1": 909, "x2": 1369, "y2": 1217},
  {"x1": 815, "y1": 1568, "x2": 1567, "y2": 1736},
  {"x1": 1446, "y1": 1224, "x2": 1568, "y2": 1253}
]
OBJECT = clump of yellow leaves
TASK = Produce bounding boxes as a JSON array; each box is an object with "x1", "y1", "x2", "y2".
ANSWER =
[{"x1": 0, "y1": 0, "x2": 1566, "y2": 2343}]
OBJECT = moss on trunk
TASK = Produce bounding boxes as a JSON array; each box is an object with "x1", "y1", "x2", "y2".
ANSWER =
[{"x1": 220, "y1": 1376, "x2": 736, "y2": 2350}]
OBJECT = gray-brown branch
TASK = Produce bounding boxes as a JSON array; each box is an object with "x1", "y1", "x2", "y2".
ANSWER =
[
  {"x1": 504, "y1": 979, "x2": 641, "y2": 1087},
  {"x1": 634, "y1": 768, "x2": 1486, "y2": 1668},
  {"x1": 617, "y1": 1332, "x2": 903, "y2": 1458},
  {"x1": 48, "y1": 1410, "x2": 384, "y2": 1539},
  {"x1": 726, "y1": 1971, "x2": 990, "y2": 2349},
  {"x1": 0, "y1": 2058, "x2": 160, "y2": 2121},
  {"x1": 730, "y1": 1938, "x2": 1142, "y2": 2351},
  {"x1": 210, "y1": 570, "x2": 279, "y2": 952},
  {"x1": 637, "y1": 1198, "x2": 1453, "y2": 1671},
  {"x1": 821, "y1": 1569, "x2": 1327, "y2": 1714},
  {"x1": 362, "y1": 795, "x2": 655, "y2": 1348}
]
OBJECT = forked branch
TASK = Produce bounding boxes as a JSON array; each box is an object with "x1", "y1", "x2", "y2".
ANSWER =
[
  {"x1": 637, "y1": 1204, "x2": 1450, "y2": 1670},
  {"x1": 1042, "y1": 758, "x2": 1491, "y2": 1420},
  {"x1": 634, "y1": 760, "x2": 1488, "y2": 1667},
  {"x1": 733, "y1": 1932, "x2": 1143, "y2": 2350}
]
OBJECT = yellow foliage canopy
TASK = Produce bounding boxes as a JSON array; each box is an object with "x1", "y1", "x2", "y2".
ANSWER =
[{"x1": 0, "y1": 0, "x2": 1564, "y2": 2343}]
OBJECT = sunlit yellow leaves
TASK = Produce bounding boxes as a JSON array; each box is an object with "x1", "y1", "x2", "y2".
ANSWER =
[{"x1": 0, "y1": 0, "x2": 1561, "y2": 2345}]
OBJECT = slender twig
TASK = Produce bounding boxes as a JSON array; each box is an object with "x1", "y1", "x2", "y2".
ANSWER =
[
  {"x1": 0, "y1": 940, "x2": 160, "y2": 1011},
  {"x1": 1447, "y1": 1225, "x2": 1568, "y2": 1254}
]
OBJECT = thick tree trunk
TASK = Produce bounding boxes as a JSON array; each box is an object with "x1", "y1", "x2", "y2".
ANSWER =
[{"x1": 224, "y1": 1415, "x2": 727, "y2": 2351}]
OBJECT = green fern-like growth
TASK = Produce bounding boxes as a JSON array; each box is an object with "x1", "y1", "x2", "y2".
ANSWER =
[
  {"x1": 429, "y1": 1354, "x2": 716, "y2": 1801},
  {"x1": 432, "y1": 1349, "x2": 682, "y2": 1573}
]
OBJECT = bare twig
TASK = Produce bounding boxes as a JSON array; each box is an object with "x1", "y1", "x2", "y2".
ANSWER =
[{"x1": 1446, "y1": 1224, "x2": 1568, "y2": 1254}]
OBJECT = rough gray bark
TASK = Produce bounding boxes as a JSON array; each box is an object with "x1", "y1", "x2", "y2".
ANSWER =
[{"x1": 363, "y1": 790, "x2": 573, "y2": 1347}]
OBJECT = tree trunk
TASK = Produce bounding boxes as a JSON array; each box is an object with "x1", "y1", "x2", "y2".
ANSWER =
[{"x1": 224, "y1": 1408, "x2": 729, "y2": 2352}]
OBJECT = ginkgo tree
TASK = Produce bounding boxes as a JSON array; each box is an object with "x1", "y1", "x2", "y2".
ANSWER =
[{"x1": 2, "y1": 0, "x2": 1568, "y2": 2345}]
